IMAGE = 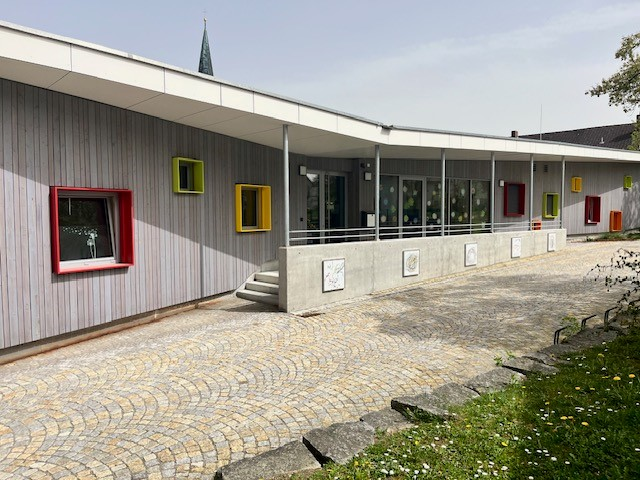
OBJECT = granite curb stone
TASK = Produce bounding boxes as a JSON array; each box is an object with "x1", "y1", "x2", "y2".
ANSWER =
[
  {"x1": 464, "y1": 367, "x2": 526, "y2": 394},
  {"x1": 391, "y1": 383, "x2": 479, "y2": 419},
  {"x1": 502, "y1": 357, "x2": 559, "y2": 375},
  {"x1": 213, "y1": 441, "x2": 320, "y2": 480},
  {"x1": 360, "y1": 408, "x2": 414, "y2": 434},
  {"x1": 302, "y1": 421, "x2": 376, "y2": 465}
]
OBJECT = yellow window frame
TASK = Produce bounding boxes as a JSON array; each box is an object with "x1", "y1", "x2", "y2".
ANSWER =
[
  {"x1": 571, "y1": 176, "x2": 582, "y2": 193},
  {"x1": 235, "y1": 184, "x2": 272, "y2": 232}
]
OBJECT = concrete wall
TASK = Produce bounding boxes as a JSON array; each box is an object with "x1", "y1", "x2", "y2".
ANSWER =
[{"x1": 279, "y1": 229, "x2": 566, "y2": 312}]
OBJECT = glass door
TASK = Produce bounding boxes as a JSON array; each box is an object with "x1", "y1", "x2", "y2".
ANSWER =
[
  {"x1": 306, "y1": 171, "x2": 347, "y2": 243},
  {"x1": 400, "y1": 177, "x2": 424, "y2": 238}
]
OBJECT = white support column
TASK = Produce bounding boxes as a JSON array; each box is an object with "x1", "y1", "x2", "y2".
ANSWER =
[
  {"x1": 375, "y1": 145, "x2": 380, "y2": 241},
  {"x1": 283, "y1": 125, "x2": 290, "y2": 247},
  {"x1": 529, "y1": 154, "x2": 534, "y2": 231},
  {"x1": 440, "y1": 148, "x2": 446, "y2": 236},
  {"x1": 560, "y1": 156, "x2": 566, "y2": 229},
  {"x1": 490, "y1": 152, "x2": 496, "y2": 233}
]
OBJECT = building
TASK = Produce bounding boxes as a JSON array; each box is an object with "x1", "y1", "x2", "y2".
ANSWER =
[
  {"x1": 1, "y1": 21, "x2": 640, "y2": 354},
  {"x1": 520, "y1": 120, "x2": 638, "y2": 150}
]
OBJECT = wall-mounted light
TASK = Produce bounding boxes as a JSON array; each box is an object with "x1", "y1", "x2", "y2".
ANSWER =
[
  {"x1": 499, "y1": 180, "x2": 505, "y2": 187},
  {"x1": 299, "y1": 165, "x2": 307, "y2": 176},
  {"x1": 364, "y1": 172, "x2": 372, "y2": 181}
]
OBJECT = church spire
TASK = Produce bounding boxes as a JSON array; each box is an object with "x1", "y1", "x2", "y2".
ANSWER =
[{"x1": 199, "y1": 18, "x2": 214, "y2": 76}]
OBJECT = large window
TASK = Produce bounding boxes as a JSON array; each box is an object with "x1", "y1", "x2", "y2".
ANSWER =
[{"x1": 50, "y1": 187, "x2": 134, "y2": 274}]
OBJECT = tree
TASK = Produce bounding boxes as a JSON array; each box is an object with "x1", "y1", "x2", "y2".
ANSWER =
[
  {"x1": 588, "y1": 32, "x2": 640, "y2": 112},
  {"x1": 587, "y1": 32, "x2": 640, "y2": 150}
]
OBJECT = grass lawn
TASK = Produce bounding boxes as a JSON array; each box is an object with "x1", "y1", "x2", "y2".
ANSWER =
[{"x1": 298, "y1": 328, "x2": 640, "y2": 479}]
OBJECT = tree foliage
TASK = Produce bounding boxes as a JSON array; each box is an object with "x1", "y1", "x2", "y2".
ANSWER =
[{"x1": 587, "y1": 32, "x2": 640, "y2": 113}]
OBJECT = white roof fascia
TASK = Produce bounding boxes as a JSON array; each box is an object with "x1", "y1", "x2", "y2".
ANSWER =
[{"x1": 2, "y1": 21, "x2": 640, "y2": 163}]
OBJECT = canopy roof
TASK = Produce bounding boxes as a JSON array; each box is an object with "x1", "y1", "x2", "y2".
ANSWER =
[{"x1": 1, "y1": 21, "x2": 639, "y2": 164}]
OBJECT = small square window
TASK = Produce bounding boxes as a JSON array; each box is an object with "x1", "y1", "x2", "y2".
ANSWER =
[
  {"x1": 571, "y1": 177, "x2": 582, "y2": 192},
  {"x1": 585, "y1": 195, "x2": 601, "y2": 224},
  {"x1": 172, "y1": 157, "x2": 204, "y2": 194},
  {"x1": 542, "y1": 192, "x2": 559, "y2": 219},
  {"x1": 503, "y1": 182, "x2": 525, "y2": 217},
  {"x1": 235, "y1": 184, "x2": 271, "y2": 232},
  {"x1": 50, "y1": 187, "x2": 134, "y2": 274}
]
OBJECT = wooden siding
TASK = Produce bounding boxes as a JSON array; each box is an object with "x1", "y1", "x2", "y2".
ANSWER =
[
  {"x1": 564, "y1": 162, "x2": 640, "y2": 235},
  {"x1": 0, "y1": 79, "x2": 284, "y2": 349}
]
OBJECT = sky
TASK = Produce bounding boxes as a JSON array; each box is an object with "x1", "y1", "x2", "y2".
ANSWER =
[{"x1": 2, "y1": 0, "x2": 639, "y2": 136}]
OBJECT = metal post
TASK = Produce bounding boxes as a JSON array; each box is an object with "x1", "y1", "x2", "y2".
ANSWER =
[
  {"x1": 490, "y1": 152, "x2": 496, "y2": 233},
  {"x1": 560, "y1": 156, "x2": 566, "y2": 229},
  {"x1": 529, "y1": 154, "x2": 534, "y2": 231},
  {"x1": 283, "y1": 125, "x2": 290, "y2": 247},
  {"x1": 375, "y1": 145, "x2": 380, "y2": 241},
  {"x1": 440, "y1": 148, "x2": 446, "y2": 236}
]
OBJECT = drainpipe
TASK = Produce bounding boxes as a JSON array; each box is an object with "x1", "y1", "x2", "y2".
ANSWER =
[
  {"x1": 490, "y1": 152, "x2": 496, "y2": 233},
  {"x1": 529, "y1": 154, "x2": 534, "y2": 231},
  {"x1": 560, "y1": 156, "x2": 565, "y2": 229},
  {"x1": 441, "y1": 148, "x2": 446, "y2": 236},
  {"x1": 283, "y1": 125, "x2": 290, "y2": 247},
  {"x1": 375, "y1": 145, "x2": 380, "y2": 241}
]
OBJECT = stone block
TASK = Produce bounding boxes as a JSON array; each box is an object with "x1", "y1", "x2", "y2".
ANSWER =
[
  {"x1": 502, "y1": 357, "x2": 559, "y2": 375},
  {"x1": 214, "y1": 441, "x2": 320, "y2": 480},
  {"x1": 302, "y1": 421, "x2": 375, "y2": 465},
  {"x1": 464, "y1": 368, "x2": 525, "y2": 394},
  {"x1": 565, "y1": 328, "x2": 618, "y2": 348},
  {"x1": 391, "y1": 383, "x2": 479, "y2": 419},
  {"x1": 360, "y1": 408, "x2": 414, "y2": 434},
  {"x1": 522, "y1": 351, "x2": 568, "y2": 366}
]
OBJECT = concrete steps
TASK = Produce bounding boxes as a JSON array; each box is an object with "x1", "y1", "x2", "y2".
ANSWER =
[{"x1": 236, "y1": 264, "x2": 279, "y2": 307}]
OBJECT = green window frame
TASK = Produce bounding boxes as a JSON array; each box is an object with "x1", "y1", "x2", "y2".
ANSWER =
[
  {"x1": 172, "y1": 157, "x2": 204, "y2": 194},
  {"x1": 542, "y1": 192, "x2": 559, "y2": 219}
]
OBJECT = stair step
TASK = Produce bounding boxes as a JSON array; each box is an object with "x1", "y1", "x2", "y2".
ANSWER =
[
  {"x1": 255, "y1": 271, "x2": 279, "y2": 285},
  {"x1": 237, "y1": 289, "x2": 279, "y2": 306},
  {"x1": 246, "y1": 280, "x2": 279, "y2": 295}
]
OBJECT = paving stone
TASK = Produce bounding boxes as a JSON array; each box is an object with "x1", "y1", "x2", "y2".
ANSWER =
[
  {"x1": 360, "y1": 408, "x2": 414, "y2": 434},
  {"x1": 0, "y1": 241, "x2": 631, "y2": 477},
  {"x1": 214, "y1": 441, "x2": 320, "y2": 480},
  {"x1": 391, "y1": 383, "x2": 479, "y2": 419},
  {"x1": 464, "y1": 368, "x2": 526, "y2": 394},
  {"x1": 302, "y1": 421, "x2": 375, "y2": 465},
  {"x1": 502, "y1": 357, "x2": 559, "y2": 375}
]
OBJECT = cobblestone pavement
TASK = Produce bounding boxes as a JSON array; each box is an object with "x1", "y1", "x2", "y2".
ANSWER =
[{"x1": 0, "y1": 241, "x2": 635, "y2": 479}]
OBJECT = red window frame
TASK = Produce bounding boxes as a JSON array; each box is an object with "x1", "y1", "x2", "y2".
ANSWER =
[
  {"x1": 585, "y1": 196, "x2": 601, "y2": 224},
  {"x1": 50, "y1": 186, "x2": 134, "y2": 274},
  {"x1": 503, "y1": 182, "x2": 526, "y2": 217}
]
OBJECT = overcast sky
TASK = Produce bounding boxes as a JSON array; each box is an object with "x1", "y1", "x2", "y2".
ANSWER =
[{"x1": 3, "y1": 0, "x2": 639, "y2": 136}]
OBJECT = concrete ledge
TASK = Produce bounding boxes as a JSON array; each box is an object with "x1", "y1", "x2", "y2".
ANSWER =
[
  {"x1": 213, "y1": 441, "x2": 320, "y2": 480},
  {"x1": 303, "y1": 421, "x2": 375, "y2": 465}
]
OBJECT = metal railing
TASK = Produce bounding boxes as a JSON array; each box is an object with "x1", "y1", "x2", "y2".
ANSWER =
[{"x1": 290, "y1": 219, "x2": 561, "y2": 245}]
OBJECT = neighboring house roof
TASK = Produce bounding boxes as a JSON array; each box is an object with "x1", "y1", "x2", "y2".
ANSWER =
[{"x1": 521, "y1": 123, "x2": 635, "y2": 150}]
